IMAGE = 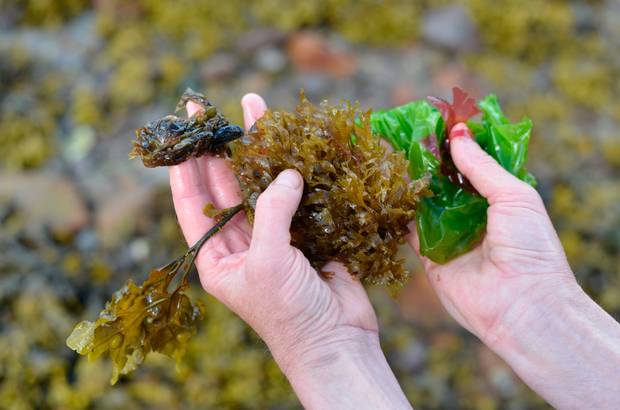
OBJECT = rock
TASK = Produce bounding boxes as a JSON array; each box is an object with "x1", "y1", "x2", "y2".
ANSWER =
[
  {"x1": 95, "y1": 178, "x2": 156, "y2": 248},
  {"x1": 571, "y1": 3, "x2": 597, "y2": 33},
  {"x1": 128, "y1": 237, "x2": 150, "y2": 262},
  {"x1": 421, "y1": 5, "x2": 478, "y2": 51},
  {"x1": 602, "y1": 0, "x2": 620, "y2": 50},
  {"x1": 75, "y1": 228, "x2": 98, "y2": 252},
  {"x1": 62, "y1": 125, "x2": 96, "y2": 163},
  {"x1": 432, "y1": 62, "x2": 480, "y2": 96},
  {"x1": 0, "y1": 13, "x2": 97, "y2": 72},
  {"x1": 236, "y1": 28, "x2": 285, "y2": 53},
  {"x1": 0, "y1": 172, "x2": 89, "y2": 237},
  {"x1": 295, "y1": 73, "x2": 331, "y2": 96},
  {"x1": 286, "y1": 31, "x2": 357, "y2": 77},
  {"x1": 199, "y1": 52, "x2": 238, "y2": 82},
  {"x1": 396, "y1": 340, "x2": 426, "y2": 371},
  {"x1": 254, "y1": 46, "x2": 286, "y2": 73},
  {"x1": 391, "y1": 82, "x2": 415, "y2": 106}
]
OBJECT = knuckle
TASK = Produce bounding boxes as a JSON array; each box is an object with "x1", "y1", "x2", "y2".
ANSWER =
[
  {"x1": 495, "y1": 182, "x2": 544, "y2": 210},
  {"x1": 511, "y1": 183, "x2": 541, "y2": 203}
]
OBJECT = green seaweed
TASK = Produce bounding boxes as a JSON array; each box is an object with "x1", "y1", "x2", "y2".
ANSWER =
[{"x1": 371, "y1": 88, "x2": 536, "y2": 263}]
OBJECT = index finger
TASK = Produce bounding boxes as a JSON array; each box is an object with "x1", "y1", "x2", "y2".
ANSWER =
[
  {"x1": 169, "y1": 101, "x2": 215, "y2": 248},
  {"x1": 241, "y1": 93, "x2": 268, "y2": 129}
]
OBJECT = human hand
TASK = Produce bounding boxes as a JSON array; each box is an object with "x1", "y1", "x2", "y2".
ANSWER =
[
  {"x1": 409, "y1": 122, "x2": 576, "y2": 347},
  {"x1": 169, "y1": 94, "x2": 411, "y2": 409},
  {"x1": 410, "y1": 123, "x2": 620, "y2": 409}
]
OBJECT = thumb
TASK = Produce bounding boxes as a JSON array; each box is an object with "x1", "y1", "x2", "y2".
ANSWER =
[
  {"x1": 249, "y1": 169, "x2": 303, "y2": 256},
  {"x1": 449, "y1": 123, "x2": 533, "y2": 204}
]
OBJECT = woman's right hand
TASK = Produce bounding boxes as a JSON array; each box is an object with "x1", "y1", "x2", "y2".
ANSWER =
[
  {"x1": 409, "y1": 122, "x2": 576, "y2": 346},
  {"x1": 409, "y1": 123, "x2": 620, "y2": 409}
]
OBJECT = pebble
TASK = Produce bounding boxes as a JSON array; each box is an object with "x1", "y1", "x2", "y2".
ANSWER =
[
  {"x1": 255, "y1": 46, "x2": 287, "y2": 73},
  {"x1": 287, "y1": 31, "x2": 357, "y2": 77},
  {"x1": 236, "y1": 28, "x2": 285, "y2": 54},
  {"x1": 199, "y1": 52, "x2": 238, "y2": 82},
  {"x1": 421, "y1": 5, "x2": 478, "y2": 51},
  {"x1": 0, "y1": 172, "x2": 89, "y2": 237}
]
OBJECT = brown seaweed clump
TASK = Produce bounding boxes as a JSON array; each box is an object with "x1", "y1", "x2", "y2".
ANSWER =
[
  {"x1": 129, "y1": 89, "x2": 243, "y2": 167},
  {"x1": 66, "y1": 205, "x2": 243, "y2": 384},
  {"x1": 230, "y1": 93, "x2": 429, "y2": 287}
]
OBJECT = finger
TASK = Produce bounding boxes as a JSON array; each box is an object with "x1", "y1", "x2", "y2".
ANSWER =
[
  {"x1": 196, "y1": 155, "x2": 244, "y2": 209},
  {"x1": 242, "y1": 93, "x2": 268, "y2": 130},
  {"x1": 196, "y1": 94, "x2": 267, "y2": 216},
  {"x1": 323, "y1": 261, "x2": 367, "y2": 297},
  {"x1": 249, "y1": 169, "x2": 303, "y2": 256},
  {"x1": 190, "y1": 103, "x2": 250, "y2": 255},
  {"x1": 186, "y1": 100, "x2": 203, "y2": 118},
  {"x1": 188, "y1": 99, "x2": 242, "y2": 210},
  {"x1": 168, "y1": 100, "x2": 241, "y2": 257},
  {"x1": 169, "y1": 158, "x2": 215, "y2": 247},
  {"x1": 449, "y1": 123, "x2": 533, "y2": 204},
  {"x1": 194, "y1": 93, "x2": 268, "y2": 248},
  {"x1": 197, "y1": 92, "x2": 267, "y2": 208},
  {"x1": 169, "y1": 101, "x2": 219, "y2": 247}
]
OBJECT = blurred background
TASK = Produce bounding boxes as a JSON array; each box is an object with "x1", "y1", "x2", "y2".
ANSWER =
[{"x1": 1, "y1": 0, "x2": 619, "y2": 408}]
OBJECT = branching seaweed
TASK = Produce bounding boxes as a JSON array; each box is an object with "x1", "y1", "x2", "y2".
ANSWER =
[{"x1": 66, "y1": 204, "x2": 243, "y2": 384}]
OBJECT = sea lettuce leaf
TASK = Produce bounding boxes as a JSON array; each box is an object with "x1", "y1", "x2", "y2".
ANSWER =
[
  {"x1": 371, "y1": 89, "x2": 536, "y2": 263},
  {"x1": 370, "y1": 100, "x2": 441, "y2": 155},
  {"x1": 473, "y1": 95, "x2": 536, "y2": 186}
]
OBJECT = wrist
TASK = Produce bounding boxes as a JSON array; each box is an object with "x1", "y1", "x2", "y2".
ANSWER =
[
  {"x1": 269, "y1": 326, "x2": 378, "y2": 376},
  {"x1": 488, "y1": 278, "x2": 620, "y2": 408},
  {"x1": 270, "y1": 327, "x2": 412, "y2": 409},
  {"x1": 484, "y1": 274, "x2": 581, "y2": 352}
]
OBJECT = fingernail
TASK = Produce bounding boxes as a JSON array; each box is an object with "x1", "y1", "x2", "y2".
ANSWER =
[
  {"x1": 186, "y1": 101, "x2": 203, "y2": 118},
  {"x1": 242, "y1": 104, "x2": 255, "y2": 126},
  {"x1": 450, "y1": 123, "x2": 474, "y2": 140},
  {"x1": 274, "y1": 169, "x2": 301, "y2": 189}
]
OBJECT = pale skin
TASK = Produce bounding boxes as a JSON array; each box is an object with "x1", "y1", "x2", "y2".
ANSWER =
[{"x1": 169, "y1": 95, "x2": 620, "y2": 409}]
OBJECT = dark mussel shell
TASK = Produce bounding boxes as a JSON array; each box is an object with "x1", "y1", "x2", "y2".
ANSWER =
[{"x1": 130, "y1": 90, "x2": 243, "y2": 167}]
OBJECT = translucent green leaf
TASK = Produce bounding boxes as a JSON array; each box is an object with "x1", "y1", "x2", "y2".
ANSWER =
[
  {"x1": 415, "y1": 177, "x2": 488, "y2": 263},
  {"x1": 407, "y1": 141, "x2": 439, "y2": 180},
  {"x1": 66, "y1": 320, "x2": 96, "y2": 354},
  {"x1": 371, "y1": 91, "x2": 537, "y2": 264},
  {"x1": 477, "y1": 95, "x2": 537, "y2": 186},
  {"x1": 370, "y1": 101, "x2": 441, "y2": 155}
]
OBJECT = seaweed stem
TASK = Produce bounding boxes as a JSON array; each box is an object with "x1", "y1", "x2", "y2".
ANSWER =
[{"x1": 186, "y1": 203, "x2": 244, "y2": 266}]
